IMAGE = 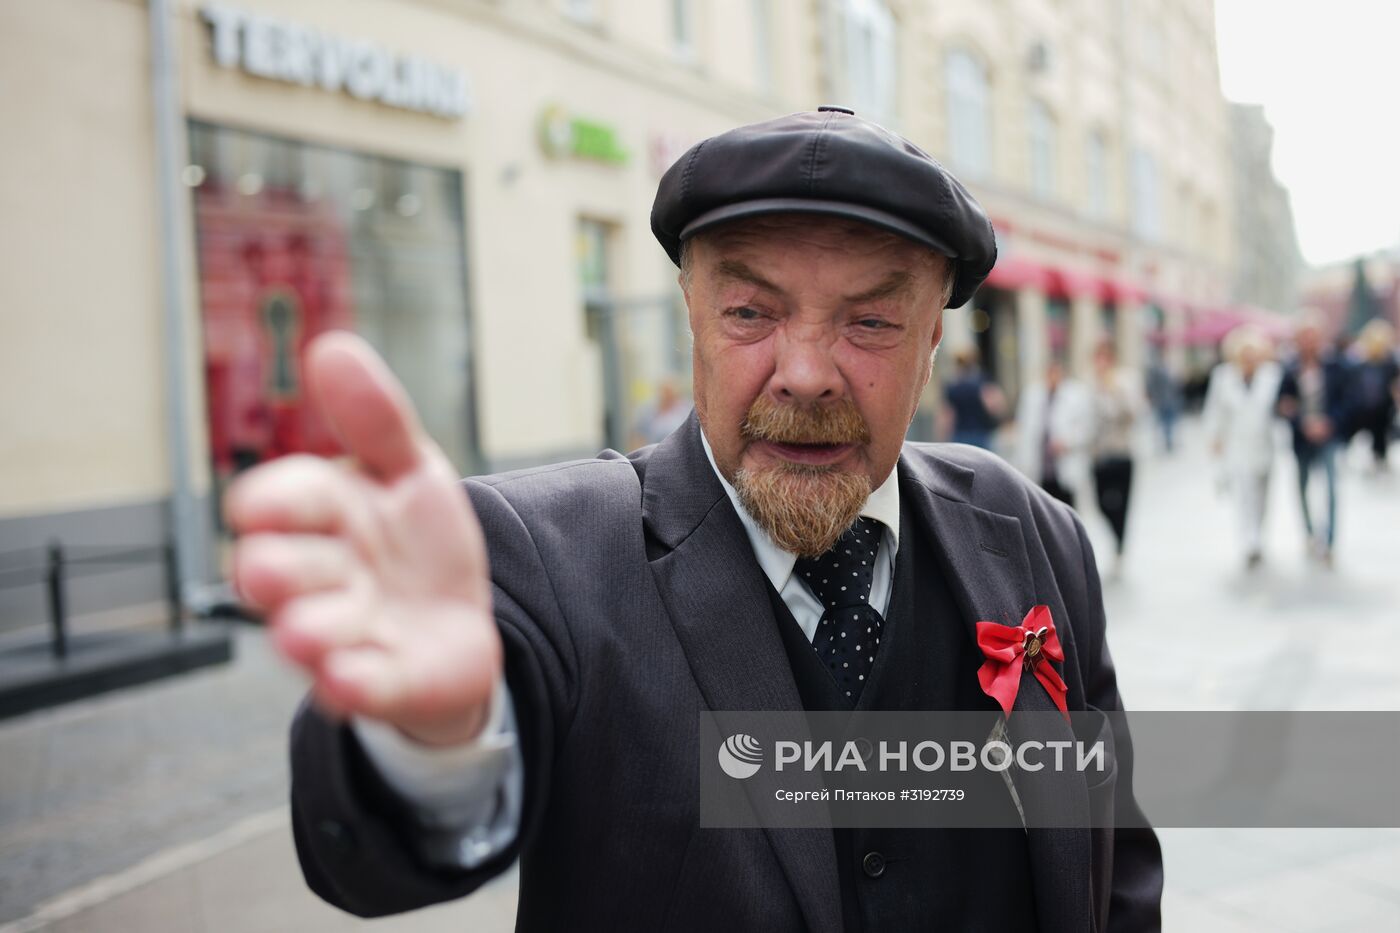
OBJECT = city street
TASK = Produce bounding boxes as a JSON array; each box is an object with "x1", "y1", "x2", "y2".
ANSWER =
[{"x1": 2, "y1": 418, "x2": 1397, "y2": 932}]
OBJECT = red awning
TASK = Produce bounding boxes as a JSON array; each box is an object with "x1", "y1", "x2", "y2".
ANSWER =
[
  {"x1": 984, "y1": 255, "x2": 1052, "y2": 292},
  {"x1": 984, "y1": 255, "x2": 1149, "y2": 305}
]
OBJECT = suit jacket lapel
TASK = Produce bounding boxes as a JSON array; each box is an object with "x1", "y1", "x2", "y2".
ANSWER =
[
  {"x1": 642, "y1": 415, "x2": 843, "y2": 933},
  {"x1": 901, "y1": 450, "x2": 1094, "y2": 933}
]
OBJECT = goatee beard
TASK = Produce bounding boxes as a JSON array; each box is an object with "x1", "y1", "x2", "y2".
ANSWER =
[
  {"x1": 734, "y1": 464, "x2": 872, "y2": 558},
  {"x1": 732, "y1": 395, "x2": 874, "y2": 558}
]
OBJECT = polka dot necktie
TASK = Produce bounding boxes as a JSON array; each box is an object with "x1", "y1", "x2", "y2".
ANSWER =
[{"x1": 794, "y1": 516, "x2": 885, "y2": 706}]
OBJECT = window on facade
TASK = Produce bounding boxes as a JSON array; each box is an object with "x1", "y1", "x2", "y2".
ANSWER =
[
  {"x1": 1130, "y1": 147, "x2": 1161, "y2": 240},
  {"x1": 1027, "y1": 99, "x2": 1057, "y2": 199},
  {"x1": 752, "y1": 0, "x2": 774, "y2": 92},
  {"x1": 577, "y1": 218, "x2": 613, "y2": 336},
  {"x1": 946, "y1": 48, "x2": 991, "y2": 178},
  {"x1": 1085, "y1": 128, "x2": 1109, "y2": 218},
  {"x1": 840, "y1": 0, "x2": 897, "y2": 125},
  {"x1": 672, "y1": 0, "x2": 695, "y2": 58},
  {"x1": 562, "y1": 0, "x2": 598, "y2": 25}
]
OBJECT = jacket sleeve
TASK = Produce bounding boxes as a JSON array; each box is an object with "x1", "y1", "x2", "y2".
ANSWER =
[
  {"x1": 287, "y1": 477, "x2": 577, "y2": 918},
  {"x1": 1072, "y1": 516, "x2": 1164, "y2": 933}
]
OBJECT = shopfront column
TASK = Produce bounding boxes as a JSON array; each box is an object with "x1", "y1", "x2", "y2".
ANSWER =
[
  {"x1": 1016, "y1": 286, "x2": 1049, "y2": 387},
  {"x1": 1070, "y1": 292, "x2": 1100, "y2": 377},
  {"x1": 1117, "y1": 298, "x2": 1147, "y2": 375}
]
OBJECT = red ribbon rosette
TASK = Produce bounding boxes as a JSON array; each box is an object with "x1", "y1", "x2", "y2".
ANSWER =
[{"x1": 975, "y1": 605, "x2": 1069, "y2": 720}]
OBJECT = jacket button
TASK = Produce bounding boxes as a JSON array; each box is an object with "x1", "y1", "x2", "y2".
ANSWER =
[{"x1": 862, "y1": 851, "x2": 886, "y2": 878}]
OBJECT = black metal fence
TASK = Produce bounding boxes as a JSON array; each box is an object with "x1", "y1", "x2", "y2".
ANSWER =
[{"x1": 0, "y1": 540, "x2": 182, "y2": 658}]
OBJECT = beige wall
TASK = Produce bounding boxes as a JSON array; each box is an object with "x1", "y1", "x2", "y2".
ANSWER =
[{"x1": 0, "y1": 0, "x2": 170, "y2": 518}]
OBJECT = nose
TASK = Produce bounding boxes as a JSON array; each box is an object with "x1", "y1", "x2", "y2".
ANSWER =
[{"x1": 769, "y1": 324, "x2": 843, "y2": 405}]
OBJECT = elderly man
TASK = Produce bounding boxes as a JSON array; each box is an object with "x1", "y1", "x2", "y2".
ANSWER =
[{"x1": 229, "y1": 109, "x2": 1161, "y2": 932}]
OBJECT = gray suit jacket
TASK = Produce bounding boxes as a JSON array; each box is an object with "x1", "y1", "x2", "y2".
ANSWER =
[{"x1": 289, "y1": 414, "x2": 1163, "y2": 932}]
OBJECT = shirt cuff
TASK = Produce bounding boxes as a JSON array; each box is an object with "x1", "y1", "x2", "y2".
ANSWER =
[{"x1": 351, "y1": 678, "x2": 523, "y2": 867}]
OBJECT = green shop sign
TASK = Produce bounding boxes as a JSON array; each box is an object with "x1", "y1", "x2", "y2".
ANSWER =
[{"x1": 539, "y1": 105, "x2": 628, "y2": 165}]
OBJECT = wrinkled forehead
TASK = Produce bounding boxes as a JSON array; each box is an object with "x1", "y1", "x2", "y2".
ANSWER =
[{"x1": 690, "y1": 213, "x2": 946, "y2": 275}]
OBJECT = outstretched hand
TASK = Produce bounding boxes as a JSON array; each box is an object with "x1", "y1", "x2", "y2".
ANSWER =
[{"x1": 226, "y1": 332, "x2": 500, "y2": 747}]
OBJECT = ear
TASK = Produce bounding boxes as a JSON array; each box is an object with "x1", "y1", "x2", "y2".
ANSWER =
[{"x1": 920, "y1": 308, "x2": 945, "y2": 391}]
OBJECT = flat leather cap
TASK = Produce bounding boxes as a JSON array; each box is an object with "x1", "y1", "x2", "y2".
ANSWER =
[{"x1": 651, "y1": 107, "x2": 997, "y2": 309}]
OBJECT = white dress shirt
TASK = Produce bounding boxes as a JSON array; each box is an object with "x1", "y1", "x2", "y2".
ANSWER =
[{"x1": 353, "y1": 431, "x2": 902, "y2": 867}]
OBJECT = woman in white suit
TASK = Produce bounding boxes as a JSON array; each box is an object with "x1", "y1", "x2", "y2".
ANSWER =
[{"x1": 1203, "y1": 325, "x2": 1283, "y2": 568}]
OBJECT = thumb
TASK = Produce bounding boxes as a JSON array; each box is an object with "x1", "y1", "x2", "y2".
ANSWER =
[{"x1": 307, "y1": 331, "x2": 426, "y2": 481}]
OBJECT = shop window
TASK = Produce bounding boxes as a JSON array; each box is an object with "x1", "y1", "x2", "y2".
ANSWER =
[
  {"x1": 186, "y1": 122, "x2": 479, "y2": 489},
  {"x1": 577, "y1": 218, "x2": 614, "y2": 340},
  {"x1": 1047, "y1": 297, "x2": 1071, "y2": 366},
  {"x1": 946, "y1": 48, "x2": 991, "y2": 178}
]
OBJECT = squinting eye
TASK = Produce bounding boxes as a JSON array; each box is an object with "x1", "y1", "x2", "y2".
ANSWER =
[
  {"x1": 857, "y1": 319, "x2": 891, "y2": 329},
  {"x1": 728, "y1": 307, "x2": 763, "y2": 321}
]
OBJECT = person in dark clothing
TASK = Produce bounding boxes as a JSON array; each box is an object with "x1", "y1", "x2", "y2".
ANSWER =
[
  {"x1": 1089, "y1": 341, "x2": 1142, "y2": 578},
  {"x1": 1276, "y1": 320, "x2": 1352, "y2": 565},
  {"x1": 1350, "y1": 320, "x2": 1399, "y2": 469},
  {"x1": 942, "y1": 345, "x2": 1007, "y2": 449},
  {"x1": 1144, "y1": 354, "x2": 1183, "y2": 453}
]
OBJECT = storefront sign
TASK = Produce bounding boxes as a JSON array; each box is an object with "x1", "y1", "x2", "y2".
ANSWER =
[
  {"x1": 201, "y1": 5, "x2": 471, "y2": 120},
  {"x1": 539, "y1": 105, "x2": 628, "y2": 164}
]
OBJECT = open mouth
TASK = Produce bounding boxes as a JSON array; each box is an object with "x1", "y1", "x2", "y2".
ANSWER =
[{"x1": 763, "y1": 440, "x2": 855, "y2": 465}]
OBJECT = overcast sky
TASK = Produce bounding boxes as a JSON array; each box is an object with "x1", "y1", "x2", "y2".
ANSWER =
[{"x1": 1214, "y1": 0, "x2": 1398, "y2": 267}]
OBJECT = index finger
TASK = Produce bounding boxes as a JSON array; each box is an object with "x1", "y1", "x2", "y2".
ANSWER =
[{"x1": 307, "y1": 331, "x2": 426, "y2": 481}]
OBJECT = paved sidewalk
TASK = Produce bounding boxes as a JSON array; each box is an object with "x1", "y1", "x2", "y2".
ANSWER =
[
  {"x1": 1086, "y1": 423, "x2": 1400, "y2": 932},
  {"x1": 2, "y1": 418, "x2": 1397, "y2": 931}
]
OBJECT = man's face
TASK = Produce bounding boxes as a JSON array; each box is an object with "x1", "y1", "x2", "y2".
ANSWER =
[
  {"x1": 1296, "y1": 325, "x2": 1322, "y2": 358},
  {"x1": 1238, "y1": 344, "x2": 1261, "y2": 375},
  {"x1": 681, "y1": 216, "x2": 949, "y2": 555}
]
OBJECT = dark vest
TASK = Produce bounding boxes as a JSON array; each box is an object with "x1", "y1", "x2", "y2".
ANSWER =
[{"x1": 766, "y1": 482, "x2": 1040, "y2": 933}]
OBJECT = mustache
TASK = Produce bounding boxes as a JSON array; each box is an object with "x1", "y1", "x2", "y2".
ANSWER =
[{"x1": 740, "y1": 395, "x2": 871, "y2": 447}]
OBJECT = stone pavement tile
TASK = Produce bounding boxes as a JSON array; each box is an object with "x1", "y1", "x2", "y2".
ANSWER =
[
  {"x1": 1215, "y1": 829, "x2": 1400, "y2": 871},
  {"x1": 1324, "y1": 846, "x2": 1400, "y2": 906},
  {"x1": 188, "y1": 822, "x2": 519, "y2": 932},
  {"x1": 42, "y1": 869, "x2": 204, "y2": 933},
  {"x1": 1208, "y1": 862, "x2": 1400, "y2": 932},
  {"x1": 1158, "y1": 830, "x2": 1297, "y2": 896},
  {"x1": 0, "y1": 627, "x2": 304, "y2": 923},
  {"x1": 1161, "y1": 889, "x2": 1265, "y2": 932},
  {"x1": 32, "y1": 820, "x2": 520, "y2": 933}
]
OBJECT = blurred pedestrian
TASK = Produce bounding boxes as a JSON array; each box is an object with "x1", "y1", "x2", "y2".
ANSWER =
[
  {"x1": 1144, "y1": 352, "x2": 1183, "y2": 453},
  {"x1": 1014, "y1": 359, "x2": 1094, "y2": 508},
  {"x1": 941, "y1": 345, "x2": 1008, "y2": 449},
  {"x1": 1089, "y1": 340, "x2": 1143, "y2": 575},
  {"x1": 1349, "y1": 319, "x2": 1399, "y2": 470},
  {"x1": 1276, "y1": 318, "x2": 1351, "y2": 565},
  {"x1": 1203, "y1": 326, "x2": 1282, "y2": 569},
  {"x1": 630, "y1": 377, "x2": 692, "y2": 447}
]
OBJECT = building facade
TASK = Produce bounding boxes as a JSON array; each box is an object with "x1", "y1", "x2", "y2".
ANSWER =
[
  {"x1": 1228, "y1": 102, "x2": 1302, "y2": 315},
  {"x1": 1, "y1": 0, "x2": 1241, "y2": 614}
]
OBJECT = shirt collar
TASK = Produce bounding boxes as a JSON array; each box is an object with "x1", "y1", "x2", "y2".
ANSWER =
[{"x1": 699, "y1": 429, "x2": 901, "y2": 594}]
